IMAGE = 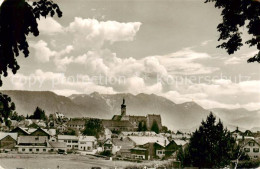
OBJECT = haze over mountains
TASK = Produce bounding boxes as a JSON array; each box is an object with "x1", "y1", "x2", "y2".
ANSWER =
[{"x1": 1, "y1": 90, "x2": 259, "y2": 131}]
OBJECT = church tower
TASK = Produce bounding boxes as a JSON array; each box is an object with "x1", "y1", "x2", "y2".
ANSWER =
[{"x1": 121, "y1": 98, "x2": 126, "y2": 116}]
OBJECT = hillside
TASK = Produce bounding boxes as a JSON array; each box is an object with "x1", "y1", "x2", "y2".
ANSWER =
[{"x1": 1, "y1": 90, "x2": 259, "y2": 131}]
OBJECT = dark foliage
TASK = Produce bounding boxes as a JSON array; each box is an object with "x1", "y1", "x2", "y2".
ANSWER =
[
  {"x1": 0, "y1": 93, "x2": 15, "y2": 126},
  {"x1": 10, "y1": 111, "x2": 25, "y2": 121},
  {"x1": 151, "y1": 120, "x2": 160, "y2": 134},
  {"x1": 137, "y1": 121, "x2": 148, "y2": 131},
  {"x1": 237, "y1": 159, "x2": 260, "y2": 168},
  {"x1": 161, "y1": 125, "x2": 171, "y2": 133},
  {"x1": 0, "y1": 0, "x2": 62, "y2": 84},
  {"x1": 64, "y1": 128, "x2": 77, "y2": 136},
  {"x1": 100, "y1": 150, "x2": 112, "y2": 157},
  {"x1": 83, "y1": 118, "x2": 104, "y2": 138},
  {"x1": 0, "y1": 0, "x2": 62, "y2": 125},
  {"x1": 186, "y1": 112, "x2": 236, "y2": 168},
  {"x1": 205, "y1": 0, "x2": 260, "y2": 62},
  {"x1": 29, "y1": 106, "x2": 47, "y2": 120},
  {"x1": 177, "y1": 147, "x2": 191, "y2": 168}
]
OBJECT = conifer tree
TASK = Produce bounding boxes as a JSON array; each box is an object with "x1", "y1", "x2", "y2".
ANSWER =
[
  {"x1": 151, "y1": 120, "x2": 159, "y2": 134},
  {"x1": 187, "y1": 112, "x2": 236, "y2": 168}
]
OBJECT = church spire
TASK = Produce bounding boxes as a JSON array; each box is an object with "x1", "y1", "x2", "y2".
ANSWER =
[{"x1": 121, "y1": 98, "x2": 126, "y2": 116}]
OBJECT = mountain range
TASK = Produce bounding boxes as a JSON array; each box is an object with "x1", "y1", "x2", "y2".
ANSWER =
[{"x1": 1, "y1": 90, "x2": 259, "y2": 131}]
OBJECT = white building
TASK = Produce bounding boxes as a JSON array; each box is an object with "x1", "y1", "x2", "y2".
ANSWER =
[
  {"x1": 16, "y1": 136, "x2": 49, "y2": 154},
  {"x1": 241, "y1": 139, "x2": 260, "y2": 159},
  {"x1": 57, "y1": 135, "x2": 79, "y2": 150},
  {"x1": 78, "y1": 136, "x2": 97, "y2": 151},
  {"x1": 104, "y1": 128, "x2": 112, "y2": 140},
  {"x1": 55, "y1": 112, "x2": 65, "y2": 119}
]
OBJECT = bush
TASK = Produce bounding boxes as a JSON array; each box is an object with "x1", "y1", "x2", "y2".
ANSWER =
[
  {"x1": 237, "y1": 159, "x2": 260, "y2": 168},
  {"x1": 100, "y1": 150, "x2": 112, "y2": 157}
]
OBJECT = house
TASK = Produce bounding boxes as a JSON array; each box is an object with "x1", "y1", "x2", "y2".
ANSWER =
[
  {"x1": 128, "y1": 136, "x2": 169, "y2": 147},
  {"x1": 67, "y1": 119, "x2": 86, "y2": 130},
  {"x1": 57, "y1": 124, "x2": 67, "y2": 132},
  {"x1": 142, "y1": 142, "x2": 165, "y2": 160},
  {"x1": 174, "y1": 139, "x2": 189, "y2": 148},
  {"x1": 49, "y1": 142, "x2": 67, "y2": 152},
  {"x1": 128, "y1": 136, "x2": 169, "y2": 160},
  {"x1": 0, "y1": 132, "x2": 18, "y2": 151},
  {"x1": 112, "y1": 137, "x2": 135, "y2": 157},
  {"x1": 104, "y1": 128, "x2": 112, "y2": 140},
  {"x1": 240, "y1": 139, "x2": 260, "y2": 159},
  {"x1": 164, "y1": 140, "x2": 183, "y2": 157},
  {"x1": 11, "y1": 127, "x2": 30, "y2": 136},
  {"x1": 130, "y1": 147, "x2": 147, "y2": 160},
  {"x1": 30, "y1": 128, "x2": 51, "y2": 139},
  {"x1": 78, "y1": 136, "x2": 97, "y2": 151},
  {"x1": 232, "y1": 127, "x2": 244, "y2": 140},
  {"x1": 55, "y1": 112, "x2": 65, "y2": 119},
  {"x1": 103, "y1": 138, "x2": 113, "y2": 152},
  {"x1": 12, "y1": 127, "x2": 56, "y2": 141},
  {"x1": 16, "y1": 136, "x2": 49, "y2": 153},
  {"x1": 58, "y1": 135, "x2": 79, "y2": 150}
]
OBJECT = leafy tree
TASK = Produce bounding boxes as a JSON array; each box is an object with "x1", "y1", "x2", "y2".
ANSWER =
[
  {"x1": 0, "y1": 95, "x2": 15, "y2": 126},
  {"x1": 176, "y1": 130, "x2": 183, "y2": 135},
  {"x1": 10, "y1": 111, "x2": 25, "y2": 121},
  {"x1": 205, "y1": 0, "x2": 260, "y2": 62},
  {"x1": 5, "y1": 119, "x2": 12, "y2": 128},
  {"x1": 151, "y1": 120, "x2": 160, "y2": 134},
  {"x1": 161, "y1": 125, "x2": 171, "y2": 133},
  {"x1": 187, "y1": 112, "x2": 236, "y2": 168},
  {"x1": 83, "y1": 118, "x2": 104, "y2": 138},
  {"x1": 0, "y1": 0, "x2": 62, "y2": 125}
]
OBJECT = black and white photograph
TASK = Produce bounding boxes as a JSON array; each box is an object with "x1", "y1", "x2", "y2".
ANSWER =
[{"x1": 0, "y1": 0, "x2": 260, "y2": 168}]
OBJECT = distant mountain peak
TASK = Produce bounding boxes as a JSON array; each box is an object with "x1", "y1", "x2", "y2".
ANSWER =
[{"x1": 1, "y1": 90, "x2": 259, "y2": 131}]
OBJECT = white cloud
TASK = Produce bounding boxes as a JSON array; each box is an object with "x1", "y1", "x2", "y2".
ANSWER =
[
  {"x1": 38, "y1": 17, "x2": 64, "y2": 34},
  {"x1": 52, "y1": 89, "x2": 81, "y2": 97},
  {"x1": 156, "y1": 48, "x2": 219, "y2": 75},
  {"x1": 224, "y1": 57, "x2": 243, "y2": 65},
  {"x1": 30, "y1": 40, "x2": 56, "y2": 62},
  {"x1": 30, "y1": 40, "x2": 74, "y2": 67},
  {"x1": 201, "y1": 40, "x2": 212, "y2": 46},
  {"x1": 224, "y1": 51, "x2": 259, "y2": 65},
  {"x1": 67, "y1": 17, "x2": 142, "y2": 49}
]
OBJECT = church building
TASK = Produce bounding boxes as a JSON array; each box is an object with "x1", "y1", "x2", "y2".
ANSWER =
[{"x1": 102, "y1": 98, "x2": 162, "y2": 132}]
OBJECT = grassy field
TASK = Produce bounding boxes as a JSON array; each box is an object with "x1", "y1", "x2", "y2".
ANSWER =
[{"x1": 0, "y1": 154, "x2": 173, "y2": 169}]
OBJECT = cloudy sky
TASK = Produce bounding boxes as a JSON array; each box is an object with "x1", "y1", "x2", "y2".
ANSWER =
[{"x1": 1, "y1": 0, "x2": 260, "y2": 111}]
